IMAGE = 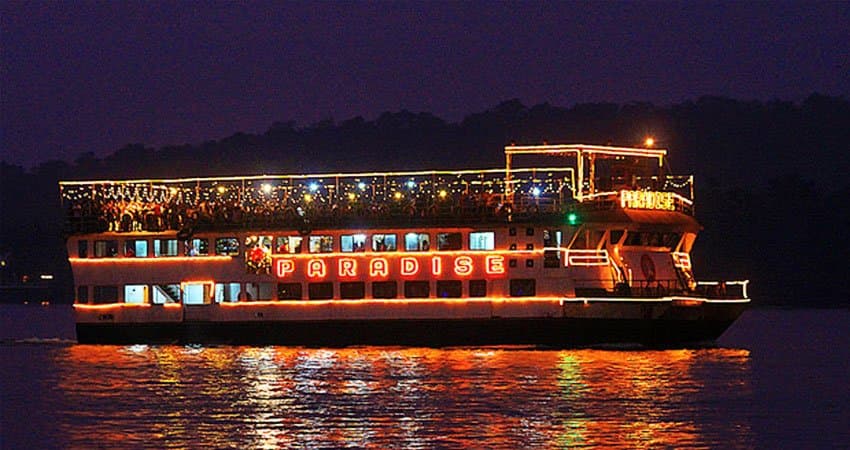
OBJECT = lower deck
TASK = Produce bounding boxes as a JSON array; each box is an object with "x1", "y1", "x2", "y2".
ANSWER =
[{"x1": 75, "y1": 297, "x2": 748, "y2": 347}]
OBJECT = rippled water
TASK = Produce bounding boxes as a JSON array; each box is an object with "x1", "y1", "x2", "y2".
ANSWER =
[{"x1": 1, "y1": 308, "x2": 848, "y2": 448}]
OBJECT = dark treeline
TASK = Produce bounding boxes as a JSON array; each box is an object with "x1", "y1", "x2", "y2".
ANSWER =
[{"x1": 2, "y1": 94, "x2": 849, "y2": 306}]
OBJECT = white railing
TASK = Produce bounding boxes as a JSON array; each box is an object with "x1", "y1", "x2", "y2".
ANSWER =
[{"x1": 566, "y1": 249, "x2": 610, "y2": 267}]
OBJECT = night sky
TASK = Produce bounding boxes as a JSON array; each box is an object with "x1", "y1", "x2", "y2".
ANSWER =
[{"x1": 2, "y1": 1, "x2": 848, "y2": 167}]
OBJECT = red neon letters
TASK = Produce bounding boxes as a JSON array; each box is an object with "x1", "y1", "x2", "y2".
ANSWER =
[{"x1": 275, "y1": 254, "x2": 510, "y2": 279}]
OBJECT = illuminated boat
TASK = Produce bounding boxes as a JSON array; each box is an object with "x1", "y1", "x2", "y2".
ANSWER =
[{"x1": 61, "y1": 143, "x2": 749, "y2": 346}]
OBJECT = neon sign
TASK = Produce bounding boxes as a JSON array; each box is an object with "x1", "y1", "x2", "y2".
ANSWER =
[
  {"x1": 620, "y1": 190, "x2": 675, "y2": 211},
  {"x1": 275, "y1": 254, "x2": 506, "y2": 279}
]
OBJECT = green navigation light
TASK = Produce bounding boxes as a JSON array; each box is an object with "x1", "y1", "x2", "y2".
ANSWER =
[{"x1": 567, "y1": 212, "x2": 580, "y2": 226}]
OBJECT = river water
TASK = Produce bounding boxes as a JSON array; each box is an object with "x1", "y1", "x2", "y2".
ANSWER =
[{"x1": 1, "y1": 306, "x2": 848, "y2": 449}]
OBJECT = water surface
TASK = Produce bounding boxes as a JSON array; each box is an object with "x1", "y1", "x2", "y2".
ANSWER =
[{"x1": 1, "y1": 307, "x2": 848, "y2": 448}]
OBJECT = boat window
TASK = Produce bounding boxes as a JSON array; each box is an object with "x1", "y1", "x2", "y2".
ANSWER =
[
  {"x1": 76, "y1": 286, "x2": 88, "y2": 304},
  {"x1": 436, "y1": 232, "x2": 462, "y2": 251},
  {"x1": 526, "y1": 259, "x2": 534, "y2": 268},
  {"x1": 404, "y1": 281, "x2": 430, "y2": 298},
  {"x1": 543, "y1": 229, "x2": 562, "y2": 247},
  {"x1": 245, "y1": 236, "x2": 273, "y2": 274},
  {"x1": 215, "y1": 283, "x2": 242, "y2": 303},
  {"x1": 94, "y1": 240, "x2": 118, "y2": 258},
  {"x1": 152, "y1": 284, "x2": 180, "y2": 304},
  {"x1": 93, "y1": 285, "x2": 118, "y2": 304},
  {"x1": 663, "y1": 232, "x2": 682, "y2": 248},
  {"x1": 509, "y1": 279, "x2": 536, "y2": 297},
  {"x1": 469, "y1": 279, "x2": 487, "y2": 297},
  {"x1": 77, "y1": 240, "x2": 88, "y2": 258},
  {"x1": 183, "y1": 283, "x2": 211, "y2": 305},
  {"x1": 341, "y1": 234, "x2": 367, "y2": 252},
  {"x1": 509, "y1": 259, "x2": 517, "y2": 268},
  {"x1": 404, "y1": 232, "x2": 431, "y2": 251},
  {"x1": 185, "y1": 238, "x2": 209, "y2": 256},
  {"x1": 125, "y1": 239, "x2": 148, "y2": 257},
  {"x1": 570, "y1": 229, "x2": 604, "y2": 250},
  {"x1": 609, "y1": 230, "x2": 625, "y2": 245},
  {"x1": 154, "y1": 239, "x2": 178, "y2": 257},
  {"x1": 274, "y1": 236, "x2": 303, "y2": 254},
  {"x1": 246, "y1": 282, "x2": 274, "y2": 301},
  {"x1": 277, "y1": 283, "x2": 302, "y2": 300},
  {"x1": 340, "y1": 282, "x2": 366, "y2": 299},
  {"x1": 509, "y1": 227, "x2": 517, "y2": 236},
  {"x1": 124, "y1": 285, "x2": 147, "y2": 303},
  {"x1": 436, "y1": 280, "x2": 462, "y2": 298},
  {"x1": 372, "y1": 281, "x2": 397, "y2": 299},
  {"x1": 526, "y1": 227, "x2": 534, "y2": 236},
  {"x1": 623, "y1": 232, "x2": 681, "y2": 249},
  {"x1": 469, "y1": 232, "x2": 495, "y2": 251},
  {"x1": 544, "y1": 250, "x2": 561, "y2": 268},
  {"x1": 308, "y1": 235, "x2": 334, "y2": 253},
  {"x1": 216, "y1": 237, "x2": 239, "y2": 256},
  {"x1": 308, "y1": 282, "x2": 334, "y2": 300},
  {"x1": 372, "y1": 234, "x2": 397, "y2": 252}
]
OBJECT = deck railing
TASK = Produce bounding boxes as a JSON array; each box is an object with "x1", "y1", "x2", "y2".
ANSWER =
[
  {"x1": 60, "y1": 169, "x2": 695, "y2": 234},
  {"x1": 573, "y1": 279, "x2": 749, "y2": 299}
]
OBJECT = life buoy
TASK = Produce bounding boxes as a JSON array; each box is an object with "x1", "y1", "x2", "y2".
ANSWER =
[{"x1": 640, "y1": 254, "x2": 656, "y2": 282}]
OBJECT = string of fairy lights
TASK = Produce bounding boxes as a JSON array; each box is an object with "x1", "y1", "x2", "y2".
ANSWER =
[
  {"x1": 60, "y1": 169, "x2": 581, "y2": 207},
  {"x1": 59, "y1": 168, "x2": 695, "y2": 219}
]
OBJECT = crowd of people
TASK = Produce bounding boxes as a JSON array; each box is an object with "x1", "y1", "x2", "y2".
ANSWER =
[{"x1": 64, "y1": 184, "x2": 567, "y2": 234}]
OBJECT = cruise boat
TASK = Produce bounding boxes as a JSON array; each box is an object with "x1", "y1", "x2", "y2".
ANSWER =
[{"x1": 62, "y1": 143, "x2": 749, "y2": 346}]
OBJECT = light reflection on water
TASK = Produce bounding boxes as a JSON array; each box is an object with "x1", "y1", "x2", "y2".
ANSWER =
[{"x1": 38, "y1": 346, "x2": 754, "y2": 448}]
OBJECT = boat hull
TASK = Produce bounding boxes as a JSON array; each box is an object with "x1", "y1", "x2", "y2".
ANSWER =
[{"x1": 75, "y1": 302, "x2": 746, "y2": 347}]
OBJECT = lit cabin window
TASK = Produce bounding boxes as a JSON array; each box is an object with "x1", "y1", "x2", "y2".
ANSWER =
[
  {"x1": 309, "y1": 236, "x2": 334, "y2": 253},
  {"x1": 216, "y1": 237, "x2": 239, "y2": 256},
  {"x1": 274, "y1": 236, "x2": 302, "y2": 254},
  {"x1": 245, "y1": 282, "x2": 274, "y2": 301},
  {"x1": 469, "y1": 232, "x2": 495, "y2": 250},
  {"x1": 404, "y1": 233, "x2": 431, "y2": 251},
  {"x1": 124, "y1": 239, "x2": 148, "y2": 257},
  {"x1": 372, "y1": 234, "x2": 397, "y2": 252},
  {"x1": 215, "y1": 283, "x2": 242, "y2": 303},
  {"x1": 184, "y1": 283, "x2": 212, "y2": 305},
  {"x1": 153, "y1": 239, "x2": 178, "y2": 257},
  {"x1": 436, "y1": 232, "x2": 462, "y2": 251},
  {"x1": 245, "y1": 236, "x2": 273, "y2": 274},
  {"x1": 543, "y1": 229, "x2": 562, "y2": 247},
  {"x1": 341, "y1": 234, "x2": 367, "y2": 252},
  {"x1": 153, "y1": 284, "x2": 180, "y2": 304},
  {"x1": 77, "y1": 240, "x2": 88, "y2": 258},
  {"x1": 185, "y1": 238, "x2": 208, "y2": 256},
  {"x1": 94, "y1": 240, "x2": 118, "y2": 258},
  {"x1": 124, "y1": 285, "x2": 147, "y2": 303}
]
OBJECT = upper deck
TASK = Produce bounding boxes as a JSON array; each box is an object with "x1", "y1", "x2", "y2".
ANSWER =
[{"x1": 60, "y1": 143, "x2": 694, "y2": 234}]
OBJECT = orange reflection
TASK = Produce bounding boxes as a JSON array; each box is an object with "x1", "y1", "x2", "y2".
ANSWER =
[{"x1": 54, "y1": 346, "x2": 752, "y2": 448}]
